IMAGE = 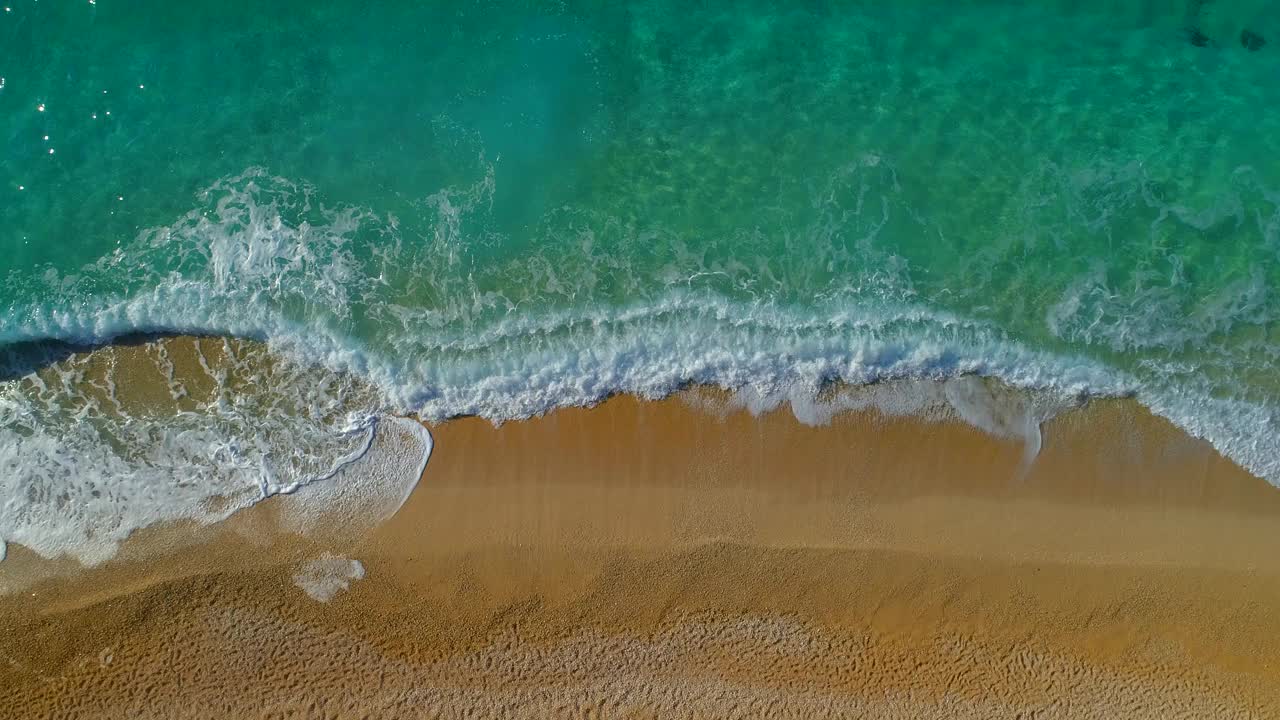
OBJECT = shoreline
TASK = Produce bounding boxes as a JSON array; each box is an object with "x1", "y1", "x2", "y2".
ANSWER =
[{"x1": 4, "y1": 391, "x2": 1280, "y2": 717}]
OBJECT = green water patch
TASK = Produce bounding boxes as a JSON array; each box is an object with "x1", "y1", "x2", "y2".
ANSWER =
[{"x1": 1, "y1": 0, "x2": 1279, "y2": 480}]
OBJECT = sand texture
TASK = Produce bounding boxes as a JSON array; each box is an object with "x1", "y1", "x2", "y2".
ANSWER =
[{"x1": 3, "y1": 393, "x2": 1280, "y2": 719}]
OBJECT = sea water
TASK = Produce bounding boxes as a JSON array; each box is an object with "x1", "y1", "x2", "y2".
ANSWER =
[{"x1": 3, "y1": 0, "x2": 1279, "y2": 564}]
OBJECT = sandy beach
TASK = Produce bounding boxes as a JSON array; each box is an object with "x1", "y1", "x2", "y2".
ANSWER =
[
  {"x1": 3, "y1": 390, "x2": 1280, "y2": 718},
  {"x1": 8, "y1": 2, "x2": 1280, "y2": 718}
]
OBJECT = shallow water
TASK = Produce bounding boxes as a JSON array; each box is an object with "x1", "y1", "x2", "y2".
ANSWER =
[{"x1": 2, "y1": 1, "x2": 1280, "y2": 562}]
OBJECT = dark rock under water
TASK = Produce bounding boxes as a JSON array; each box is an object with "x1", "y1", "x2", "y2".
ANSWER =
[{"x1": 1188, "y1": 27, "x2": 1214, "y2": 47}]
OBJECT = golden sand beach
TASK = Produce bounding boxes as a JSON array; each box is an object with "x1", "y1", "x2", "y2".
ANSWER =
[{"x1": 3, "y1": 389, "x2": 1280, "y2": 718}]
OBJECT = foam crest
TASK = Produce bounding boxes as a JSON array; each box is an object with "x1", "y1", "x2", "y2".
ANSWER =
[{"x1": 4, "y1": 157, "x2": 1280, "y2": 569}]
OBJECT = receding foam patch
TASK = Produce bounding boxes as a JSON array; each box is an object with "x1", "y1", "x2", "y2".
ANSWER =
[
  {"x1": 942, "y1": 376, "x2": 1047, "y2": 463},
  {"x1": 277, "y1": 416, "x2": 432, "y2": 536},
  {"x1": 292, "y1": 553, "x2": 365, "y2": 603},
  {"x1": 706, "y1": 376, "x2": 1075, "y2": 464},
  {"x1": 0, "y1": 337, "x2": 397, "y2": 567}
]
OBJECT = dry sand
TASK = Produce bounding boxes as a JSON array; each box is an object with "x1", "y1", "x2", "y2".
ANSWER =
[{"x1": 3, "y1": 391, "x2": 1280, "y2": 718}]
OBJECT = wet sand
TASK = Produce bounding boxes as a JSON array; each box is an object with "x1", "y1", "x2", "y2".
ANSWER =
[{"x1": 3, "y1": 392, "x2": 1280, "y2": 718}]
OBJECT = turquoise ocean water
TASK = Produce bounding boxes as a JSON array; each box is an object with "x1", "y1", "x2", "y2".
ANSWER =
[{"x1": 3, "y1": 0, "x2": 1280, "y2": 563}]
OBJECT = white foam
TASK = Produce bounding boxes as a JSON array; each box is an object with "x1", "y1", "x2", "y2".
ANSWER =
[
  {"x1": 705, "y1": 376, "x2": 1073, "y2": 464},
  {"x1": 293, "y1": 553, "x2": 365, "y2": 603},
  {"x1": 3, "y1": 164, "x2": 1280, "y2": 572},
  {"x1": 0, "y1": 339, "x2": 404, "y2": 566},
  {"x1": 279, "y1": 416, "x2": 432, "y2": 535}
]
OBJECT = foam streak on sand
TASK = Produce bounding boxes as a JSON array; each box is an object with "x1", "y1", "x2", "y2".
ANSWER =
[
  {"x1": 3, "y1": 394, "x2": 1280, "y2": 718},
  {"x1": 293, "y1": 554, "x2": 365, "y2": 603}
]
